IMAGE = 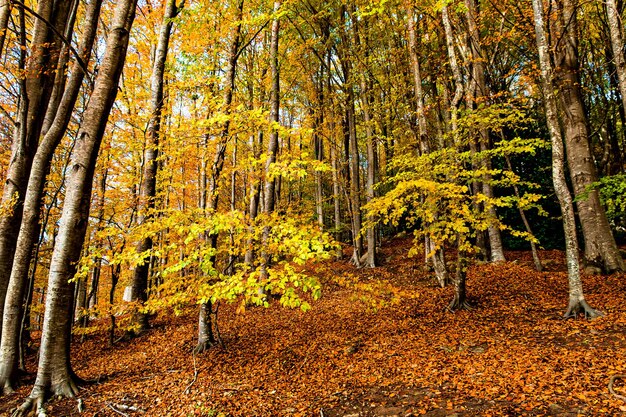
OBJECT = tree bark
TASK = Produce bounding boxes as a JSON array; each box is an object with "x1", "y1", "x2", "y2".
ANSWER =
[
  {"x1": 0, "y1": 0, "x2": 72, "y2": 342},
  {"x1": 464, "y1": 0, "x2": 506, "y2": 263},
  {"x1": 0, "y1": 0, "x2": 11, "y2": 61},
  {"x1": 0, "y1": 0, "x2": 102, "y2": 394},
  {"x1": 553, "y1": 0, "x2": 624, "y2": 274},
  {"x1": 196, "y1": 0, "x2": 244, "y2": 353},
  {"x1": 406, "y1": 1, "x2": 449, "y2": 284},
  {"x1": 259, "y1": 0, "x2": 282, "y2": 282},
  {"x1": 532, "y1": 0, "x2": 601, "y2": 318},
  {"x1": 130, "y1": 0, "x2": 182, "y2": 332},
  {"x1": 12, "y1": 0, "x2": 137, "y2": 413},
  {"x1": 606, "y1": 0, "x2": 626, "y2": 126}
]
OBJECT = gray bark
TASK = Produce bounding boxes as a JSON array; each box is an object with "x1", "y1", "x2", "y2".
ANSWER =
[
  {"x1": 606, "y1": 0, "x2": 626, "y2": 124},
  {"x1": 406, "y1": 1, "x2": 449, "y2": 284},
  {"x1": 0, "y1": 0, "x2": 11, "y2": 61},
  {"x1": 0, "y1": 0, "x2": 72, "y2": 343},
  {"x1": 260, "y1": 0, "x2": 282, "y2": 281},
  {"x1": 130, "y1": 0, "x2": 182, "y2": 333},
  {"x1": 532, "y1": 0, "x2": 600, "y2": 318},
  {"x1": 11, "y1": 1, "x2": 137, "y2": 413},
  {"x1": 196, "y1": 0, "x2": 244, "y2": 353},
  {"x1": 464, "y1": 0, "x2": 506, "y2": 263},
  {"x1": 0, "y1": 0, "x2": 102, "y2": 394},
  {"x1": 553, "y1": 0, "x2": 624, "y2": 274}
]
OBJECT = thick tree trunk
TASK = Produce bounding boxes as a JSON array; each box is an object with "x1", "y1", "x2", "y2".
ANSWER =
[
  {"x1": 130, "y1": 0, "x2": 182, "y2": 332},
  {"x1": 0, "y1": 0, "x2": 72, "y2": 341},
  {"x1": 12, "y1": 1, "x2": 137, "y2": 413},
  {"x1": 553, "y1": 0, "x2": 624, "y2": 274},
  {"x1": 532, "y1": 0, "x2": 601, "y2": 318},
  {"x1": 0, "y1": 0, "x2": 102, "y2": 394}
]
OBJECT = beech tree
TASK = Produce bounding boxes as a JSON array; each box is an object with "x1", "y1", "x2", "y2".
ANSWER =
[
  {"x1": 0, "y1": 0, "x2": 103, "y2": 394},
  {"x1": 11, "y1": 0, "x2": 137, "y2": 413},
  {"x1": 532, "y1": 0, "x2": 601, "y2": 318},
  {"x1": 552, "y1": 0, "x2": 624, "y2": 274},
  {"x1": 129, "y1": 0, "x2": 183, "y2": 334}
]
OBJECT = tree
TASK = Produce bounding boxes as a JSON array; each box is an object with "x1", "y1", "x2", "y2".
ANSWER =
[
  {"x1": 0, "y1": 0, "x2": 103, "y2": 394},
  {"x1": 12, "y1": 0, "x2": 137, "y2": 413},
  {"x1": 531, "y1": 0, "x2": 601, "y2": 318},
  {"x1": 129, "y1": 0, "x2": 183, "y2": 334},
  {"x1": 0, "y1": 0, "x2": 73, "y2": 338},
  {"x1": 552, "y1": 0, "x2": 624, "y2": 274}
]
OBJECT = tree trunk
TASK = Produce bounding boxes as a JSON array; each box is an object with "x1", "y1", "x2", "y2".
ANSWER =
[
  {"x1": 406, "y1": 1, "x2": 449, "y2": 284},
  {"x1": 606, "y1": 0, "x2": 626, "y2": 125},
  {"x1": 553, "y1": 0, "x2": 624, "y2": 274},
  {"x1": 355, "y1": 17, "x2": 377, "y2": 268},
  {"x1": 0, "y1": 0, "x2": 11, "y2": 61},
  {"x1": 196, "y1": 0, "x2": 244, "y2": 353},
  {"x1": 130, "y1": 0, "x2": 182, "y2": 332},
  {"x1": 12, "y1": 1, "x2": 137, "y2": 413},
  {"x1": 0, "y1": 0, "x2": 102, "y2": 394},
  {"x1": 0, "y1": 0, "x2": 72, "y2": 342},
  {"x1": 532, "y1": 0, "x2": 601, "y2": 318},
  {"x1": 464, "y1": 0, "x2": 506, "y2": 263},
  {"x1": 259, "y1": 0, "x2": 282, "y2": 283}
]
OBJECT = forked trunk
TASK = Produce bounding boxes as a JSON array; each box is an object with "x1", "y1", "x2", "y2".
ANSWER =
[
  {"x1": 0, "y1": 0, "x2": 102, "y2": 394},
  {"x1": 0, "y1": 0, "x2": 72, "y2": 340},
  {"x1": 13, "y1": 1, "x2": 136, "y2": 413},
  {"x1": 532, "y1": 0, "x2": 601, "y2": 318},
  {"x1": 553, "y1": 0, "x2": 624, "y2": 274}
]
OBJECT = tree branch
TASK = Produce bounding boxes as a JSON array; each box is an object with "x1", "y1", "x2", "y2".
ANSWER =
[{"x1": 10, "y1": 0, "x2": 90, "y2": 76}]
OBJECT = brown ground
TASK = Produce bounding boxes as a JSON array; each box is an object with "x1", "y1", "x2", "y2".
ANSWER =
[{"x1": 2, "y1": 237, "x2": 626, "y2": 416}]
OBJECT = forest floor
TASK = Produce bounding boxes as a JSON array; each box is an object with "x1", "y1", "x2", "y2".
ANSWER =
[{"x1": 3, "y1": 237, "x2": 626, "y2": 416}]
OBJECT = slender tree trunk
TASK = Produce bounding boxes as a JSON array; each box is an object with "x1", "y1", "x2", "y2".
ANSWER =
[
  {"x1": 330, "y1": 134, "x2": 343, "y2": 260},
  {"x1": 196, "y1": 0, "x2": 244, "y2": 353},
  {"x1": 532, "y1": 0, "x2": 600, "y2": 318},
  {"x1": 553, "y1": 0, "x2": 624, "y2": 274},
  {"x1": 354, "y1": 17, "x2": 377, "y2": 268},
  {"x1": 0, "y1": 0, "x2": 11, "y2": 61},
  {"x1": 11, "y1": 1, "x2": 137, "y2": 413},
  {"x1": 130, "y1": 0, "x2": 182, "y2": 332},
  {"x1": 606, "y1": 0, "x2": 626, "y2": 123},
  {"x1": 464, "y1": 0, "x2": 506, "y2": 262},
  {"x1": 406, "y1": 1, "x2": 449, "y2": 283},
  {"x1": 504, "y1": 155, "x2": 543, "y2": 271},
  {"x1": 0, "y1": 0, "x2": 102, "y2": 394},
  {"x1": 259, "y1": 0, "x2": 282, "y2": 283},
  {"x1": 0, "y1": 0, "x2": 72, "y2": 341}
]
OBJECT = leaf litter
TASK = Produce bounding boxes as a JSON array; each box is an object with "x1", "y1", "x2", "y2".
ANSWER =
[{"x1": 2, "y1": 237, "x2": 626, "y2": 416}]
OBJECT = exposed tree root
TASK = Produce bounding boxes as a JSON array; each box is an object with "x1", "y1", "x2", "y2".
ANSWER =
[
  {"x1": 11, "y1": 378, "x2": 82, "y2": 417},
  {"x1": 609, "y1": 375, "x2": 626, "y2": 402},
  {"x1": 1, "y1": 378, "x2": 16, "y2": 396},
  {"x1": 563, "y1": 299, "x2": 604, "y2": 319},
  {"x1": 446, "y1": 298, "x2": 473, "y2": 312},
  {"x1": 192, "y1": 340, "x2": 214, "y2": 355}
]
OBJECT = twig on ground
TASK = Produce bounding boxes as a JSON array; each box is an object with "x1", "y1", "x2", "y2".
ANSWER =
[
  {"x1": 610, "y1": 375, "x2": 626, "y2": 402},
  {"x1": 106, "y1": 404, "x2": 129, "y2": 417},
  {"x1": 184, "y1": 350, "x2": 198, "y2": 394}
]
